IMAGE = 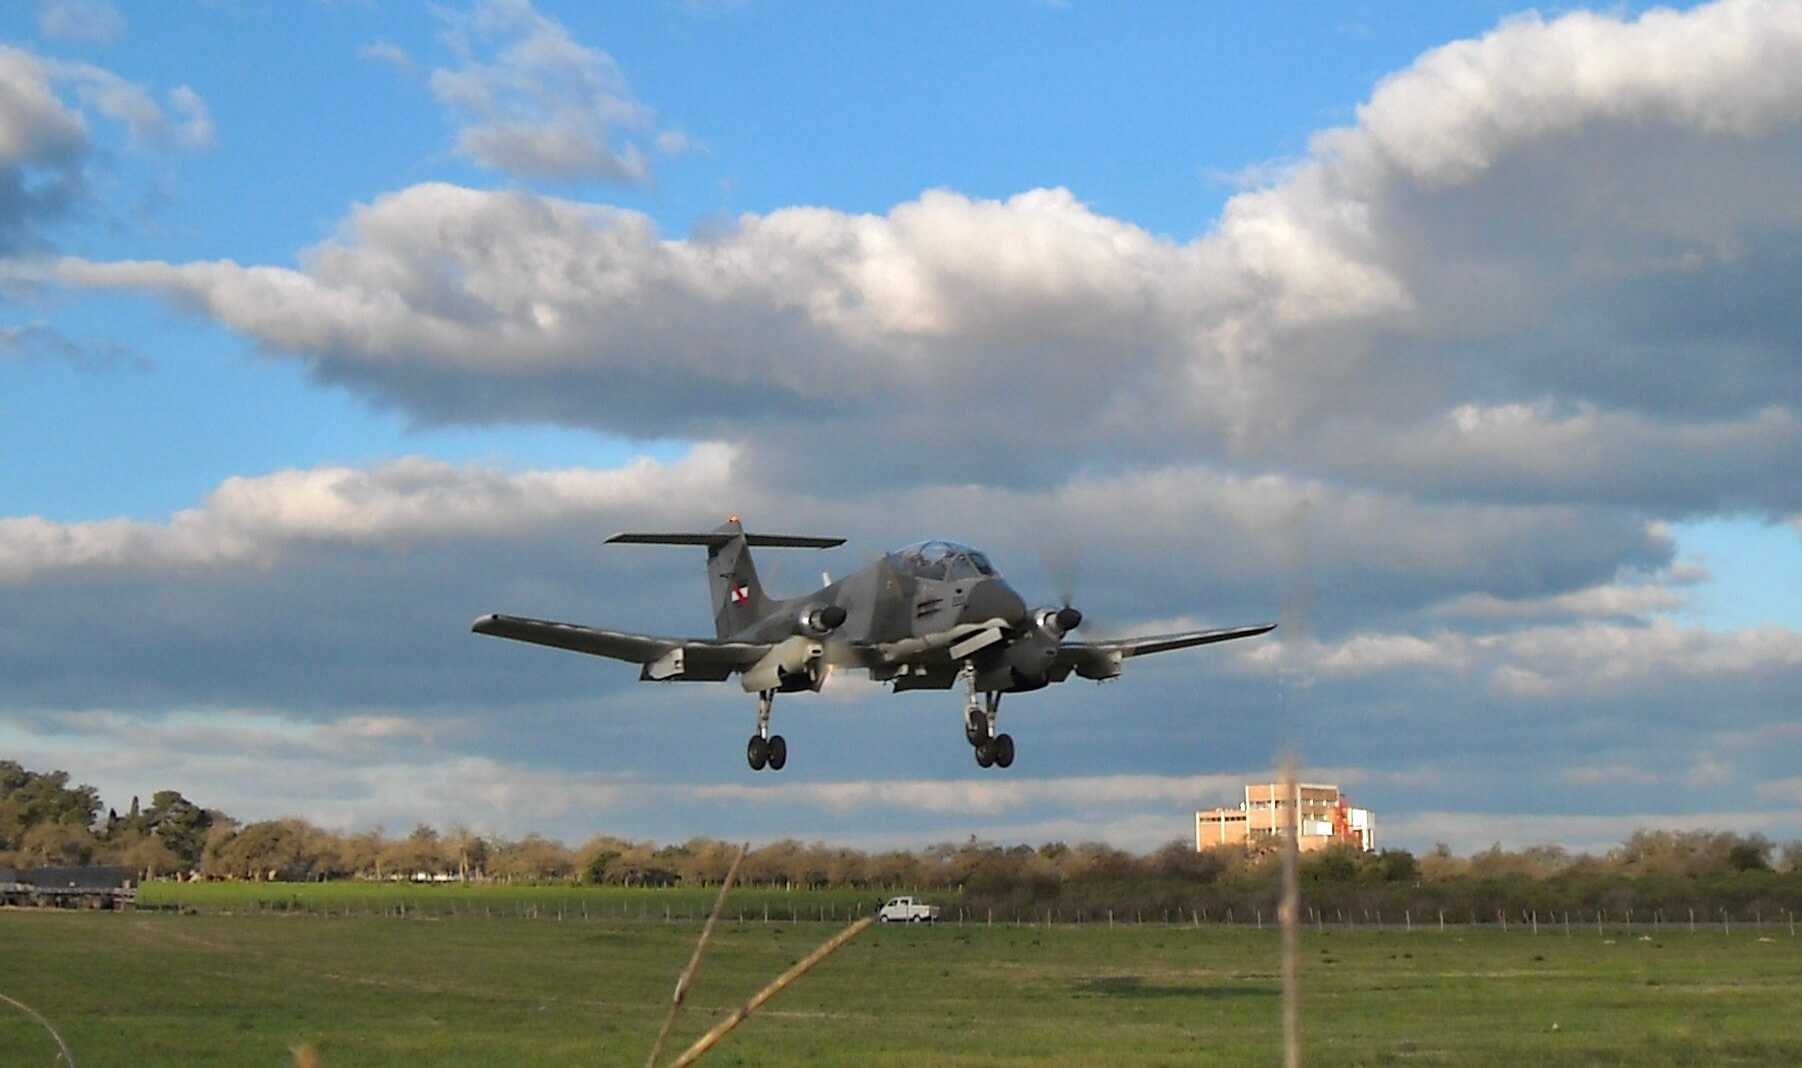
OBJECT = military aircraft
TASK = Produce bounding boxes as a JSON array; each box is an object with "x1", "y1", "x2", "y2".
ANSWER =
[{"x1": 473, "y1": 517, "x2": 1274, "y2": 771}]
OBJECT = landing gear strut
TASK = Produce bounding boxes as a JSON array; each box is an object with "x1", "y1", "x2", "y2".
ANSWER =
[
  {"x1": 961, "y1": 665, "x2": 1014, "y2": 769},
  {"x1": 747, "y1": 690, "x2": 787, "y2": 772}
]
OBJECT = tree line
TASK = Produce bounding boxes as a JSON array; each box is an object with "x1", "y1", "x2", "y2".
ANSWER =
[{"x1": 6, "y1": 759, "x2": 1801, "y2": 919}]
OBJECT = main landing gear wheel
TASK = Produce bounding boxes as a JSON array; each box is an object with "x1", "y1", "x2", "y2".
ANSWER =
[
  {"x1": 975, "y1": 739, "x2": 996, "y2": 768},
  {"x1": 965, "y1": 710, "x2": 990, "y2": 747},
  {"x1": 746, "y1": 689, "x2": 785, "y2": 772},
  {"x1": 992, "y1": 732, "x2": 1015, "y2": 769}
]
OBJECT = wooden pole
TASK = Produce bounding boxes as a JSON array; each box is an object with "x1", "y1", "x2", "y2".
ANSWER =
[
  {"x1": 1280, "y1": 756, "x2": 1302, "y2": 1068},
  {"x1": 646, "y1": 844, "x2": 748, "y2": 1068},
  {"x1": 667, "y1": 917, "x2": 876, "y2": 1068}
]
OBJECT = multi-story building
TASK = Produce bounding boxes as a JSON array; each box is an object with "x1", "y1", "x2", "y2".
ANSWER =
[{"x1": 1196, "y1": 782, "x2": 1375, "y2": 853}]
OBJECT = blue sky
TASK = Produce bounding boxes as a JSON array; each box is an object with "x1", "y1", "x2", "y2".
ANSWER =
[{"x1": 4, "y1": 0, "x2": 1802, "y2": 856}]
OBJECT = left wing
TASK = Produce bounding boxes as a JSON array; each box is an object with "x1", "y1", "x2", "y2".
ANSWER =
[
  {"x1": 1050, "y1": 622, "x2": 1277, "y2": 681},
  {"x1": 470, "y1": 613, "x2": 772, "y2": 682}
]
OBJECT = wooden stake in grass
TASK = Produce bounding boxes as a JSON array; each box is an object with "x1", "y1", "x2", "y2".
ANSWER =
[
  {"x1": 666, "y1": 916, "x2": 876, "y2": 1068},
  {"x1": 1, "y1": 991, "x2": 77, "y2": 1067},
  {"x1": 646, "y1": 843, "x2": 749, "y2": 1068},
  {"x1": 1279, "y1": 755, "x2": 1302, "y2": 1068}
]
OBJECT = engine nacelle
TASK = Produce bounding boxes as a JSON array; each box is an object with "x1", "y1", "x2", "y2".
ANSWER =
[
  {"x1": 1034, "y1": 605, "x2": 1082, "y2": 638},
  {"x1": 796, "y1": 602, "x2": 848, "y2": 638},
  {"x1": 741, "y1": 635, "x2": 825, "y2": 693}
]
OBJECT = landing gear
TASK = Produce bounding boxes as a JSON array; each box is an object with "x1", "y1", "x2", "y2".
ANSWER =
[
  {"x1": 747, "y1": 690, "x2": 787, "y2": 772},
  {"x1": 961, "y1": 665, "x2": 1013, "y2": 769}
]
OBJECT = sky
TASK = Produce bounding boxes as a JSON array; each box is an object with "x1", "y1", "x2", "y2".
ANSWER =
[{"x1": 3, "y1": 0, "x2": 1801, "y2": 857}]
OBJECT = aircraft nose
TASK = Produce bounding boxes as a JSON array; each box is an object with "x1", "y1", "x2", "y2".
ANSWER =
[{"x1": 964, "y1": 578, "x2": 1027, "y2": 626}]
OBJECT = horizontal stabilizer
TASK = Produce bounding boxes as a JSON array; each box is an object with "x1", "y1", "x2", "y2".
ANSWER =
[{"x1": 607, "y1": 531, "x2": 845, "y2": 549}]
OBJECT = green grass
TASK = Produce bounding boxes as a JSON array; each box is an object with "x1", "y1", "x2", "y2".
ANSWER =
[
  {"x1": 4, "y1": 908, "x2": 1802, "y2": 1065},
  {"x1": 137, "y1": 879, "x2": 887, "y2": 923}
]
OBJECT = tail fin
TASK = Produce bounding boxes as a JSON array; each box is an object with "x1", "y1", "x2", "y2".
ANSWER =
[{"x1": 607, "y1": 518, "x2": 844, "y2": 639}]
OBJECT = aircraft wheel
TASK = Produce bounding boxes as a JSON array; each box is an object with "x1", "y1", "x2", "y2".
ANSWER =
[
  {"x1": 974, "y1": 740, "x2": 996, "y2": 768},
  {"x1": 747, "y1": 735, "x2": 769, "y2": 771},
  {"x1": 767, "y1": 734, "x2": 788, "y2": 771},
  {"x1": 965, "y1": 711, "x2": 989, "y2": 747},
  {"x1": 993, "y1": 733, "x2": 1015, "y2": 769}
]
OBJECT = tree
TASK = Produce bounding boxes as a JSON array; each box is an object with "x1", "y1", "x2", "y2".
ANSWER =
[
  {"x1": 214, "y1": 819, "x2": 317, "y2": 880},
  {"x1": 380, "y1": 824, "x2": 449, "y2": 879},
  {"x1": 489, "y1": 835, "x2": 572, "y2": 881},
  {"x1": 1372, "y1": 849, "x2": 1420, "y2": 883}
]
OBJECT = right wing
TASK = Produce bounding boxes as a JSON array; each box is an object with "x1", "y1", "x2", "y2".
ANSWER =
[
  {"x1": 471, "y1": 613, "x2": 771, "y2": 682},
  {"x1": 1051, "y1": 622, "x2": 1277, "y2": 681}
]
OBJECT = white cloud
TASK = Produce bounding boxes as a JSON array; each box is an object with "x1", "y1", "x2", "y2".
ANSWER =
[
  {"x1": 1339, "y1": 1, "x2": 1802, "y2": 189},
  {"x1": 357, "y1": 40, "x2": 414, "y2": 73},
  {"x1": 39, "y1": 58, "x2": 212, "y2": 151},
  {"x1": 1382, "y1": 808, "x2": 1802, "y2": 856},
  {"x1": 691, "y1": 772, "x2": 1254, "y2": 817},
  {"x1": 0, "y1": 446, "x2": 736, "y2": 583},
  {"x1": 41, "y1": 0, "x2": 1802, "y2": 514},
  {"x1": 36, "y1": 0, "x2": 125, "y2": 46},
  {"x1": 1433, "y1": 578, "x2": 1687, "y2": 621},
  {"x1": 1249, "y1": 614, "x2": 1802, "y2": 709},
  {"x1": 427, "y1": 0, "x2": 666, "y2": 182}
]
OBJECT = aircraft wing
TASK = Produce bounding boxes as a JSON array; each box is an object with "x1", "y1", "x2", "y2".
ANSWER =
[
  {"x1": 470, "y1": 613, "x2": 770, "y2": 682},
  {"x1": 1051, "y1": 622, "x2": 1277, "y2": 681}
]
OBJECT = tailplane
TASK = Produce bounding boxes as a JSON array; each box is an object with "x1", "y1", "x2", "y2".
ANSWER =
[{"x1": 607, "y1": 518, "x2": 844, "y2": 638}]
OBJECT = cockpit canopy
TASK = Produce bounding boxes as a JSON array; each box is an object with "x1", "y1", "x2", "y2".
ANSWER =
[{"x1": 889, "y1": 540, "x2": 999, "y2": 582}]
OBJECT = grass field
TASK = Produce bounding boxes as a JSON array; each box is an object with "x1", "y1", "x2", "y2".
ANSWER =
[
  {"x1": 5, "y1": 903, "x2": 1802, "y2": 1066},
  {"x1": 136, "y1": 879, "x2": 889, "y2": 924}
]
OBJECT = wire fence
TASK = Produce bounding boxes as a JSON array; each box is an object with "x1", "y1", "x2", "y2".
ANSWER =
[{"x1": 134, "y1": 890, "x2": 1802, "y2": 937}]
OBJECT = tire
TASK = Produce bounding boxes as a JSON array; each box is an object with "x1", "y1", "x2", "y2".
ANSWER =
[
  {"x1": 747, "y1": 735, "x2": 769, "y2": 771},
  {"x1": 974, "y1": 740, "x2": 996, "y2": 768},
  {"x1": 767, "y1": 734, "x2": 788, "y2": 771},
  {"x1": 878, "y1": 914, "x2": 891, "y2": 924},
  {"x1": 993, "y1": 733, "x2": 1015, "y2": 769},
  {"x1": 965, "y1": 711, "x2": 990, "y2": 747}
]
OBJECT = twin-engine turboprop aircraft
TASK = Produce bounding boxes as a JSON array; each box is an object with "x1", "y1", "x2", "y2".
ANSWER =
[{"x1": 473, "y1": 518, "x2": 1274, "y2": 771}]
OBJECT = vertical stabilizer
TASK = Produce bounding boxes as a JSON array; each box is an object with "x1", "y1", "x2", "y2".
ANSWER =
[
  {"x1": 605, "y1": 520, "x2": 845, "y2": 640},
  {"x1": 706, "y1": 518, "x2": 768, "y2": 639}
]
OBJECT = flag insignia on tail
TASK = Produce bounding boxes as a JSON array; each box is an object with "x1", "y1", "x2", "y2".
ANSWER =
[{"x1": 730, "y1": 585, "x2": 751, "y2": 605}]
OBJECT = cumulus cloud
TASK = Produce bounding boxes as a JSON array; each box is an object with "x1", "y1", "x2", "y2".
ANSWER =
[
  {"x1": 38, "y1": 58, "x2": 212, "y2": 151},
  {"x1": 13, "y1": 1, "x2": 1802, "y2": 852},
  {"x1": 38, "y1": 2, "x2": 1802, "y2": 512},
  {"x1": 427, "y1": 0, "x2": 667, "y2": 182},
  {"x1": 0, "y1": 43, "x2": 211, "y2": 251},
  {"x1": 1264, "y1": 616, "x2": 1802, "y2": 701},
  {"x1": 0, "y1": 45, "x2": 90, "y2": 249},
  {"x1": 0, "y1": 445, "x2": 737, "y2": 584}
]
